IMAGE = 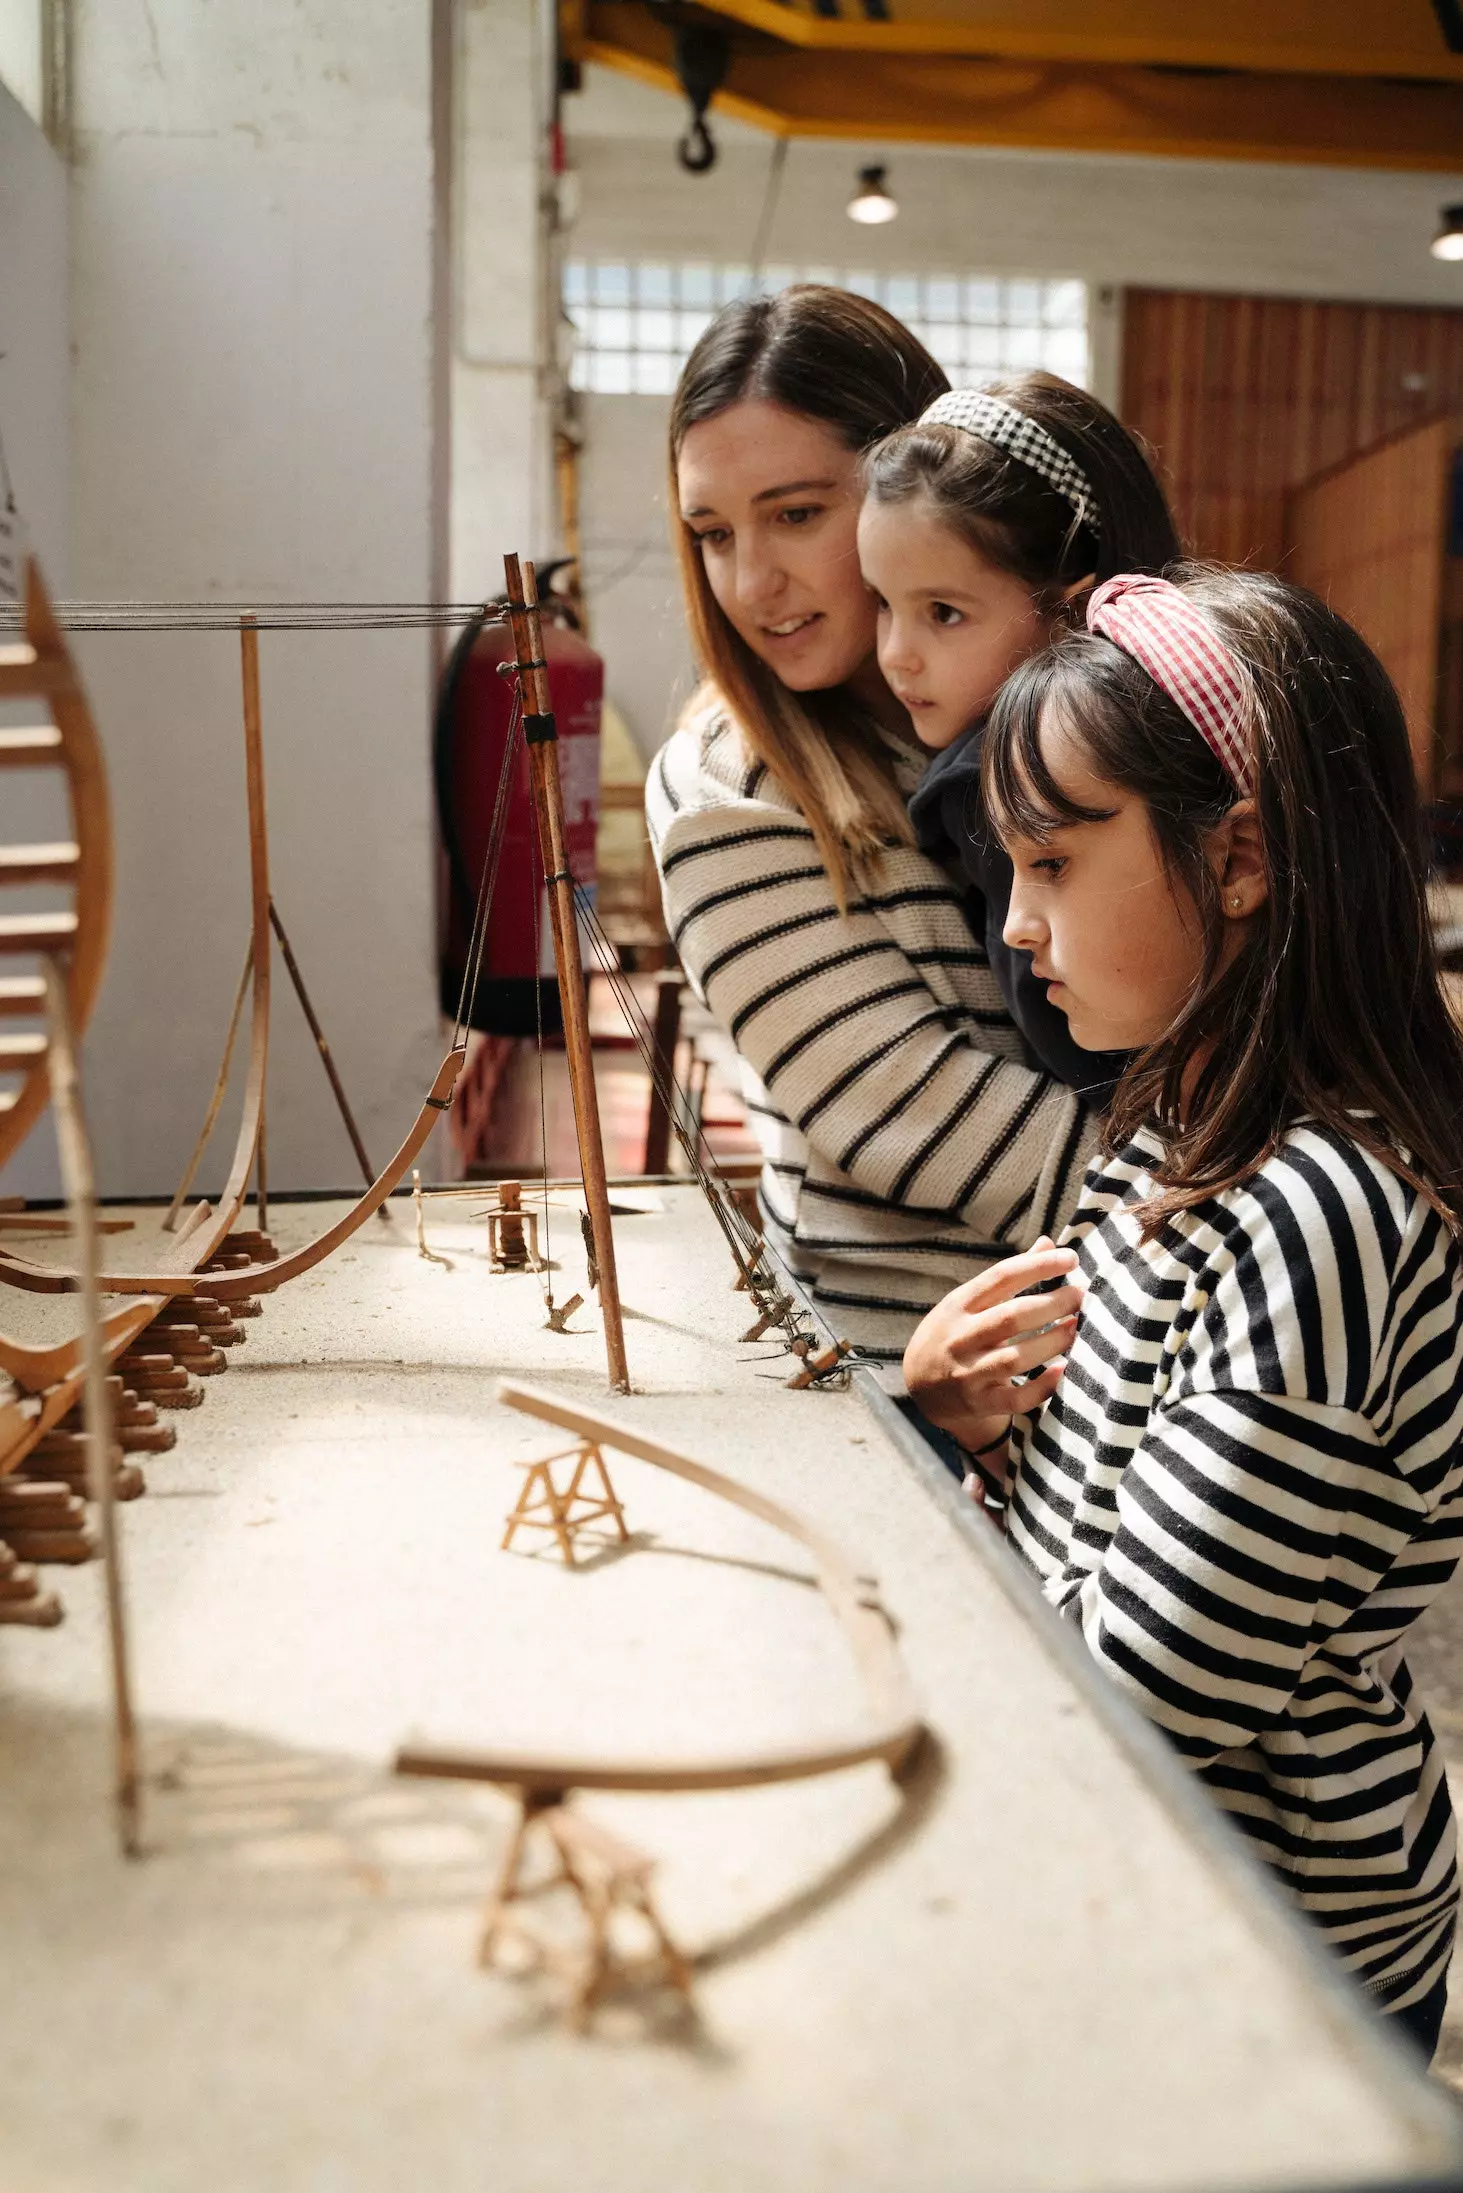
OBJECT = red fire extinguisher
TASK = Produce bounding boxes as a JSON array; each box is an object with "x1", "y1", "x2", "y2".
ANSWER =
[{"x1": 435, "y1": 566, "x2": 603, "y2": 1036}]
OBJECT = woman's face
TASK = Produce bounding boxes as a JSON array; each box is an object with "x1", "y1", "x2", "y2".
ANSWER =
[{"x1": 676, "y1": 399, "x2": 876, "y2": 693}]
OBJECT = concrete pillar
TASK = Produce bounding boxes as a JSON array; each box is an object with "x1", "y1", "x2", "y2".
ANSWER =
[
  {"x1": 450, "y1": 0, "x2": 557, "y2": 598},
  {"x1": 0, "y1": 80, "x2": 70, "y2": 1201},
  {"x1": 46, "y1": 0, "x2": 446, "y2": 1200}
]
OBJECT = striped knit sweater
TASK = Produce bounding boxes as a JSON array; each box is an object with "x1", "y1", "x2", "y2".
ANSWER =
[
  {"x1": 646, "y1": 696, "x2": 1095, "y2": 1362},
  {"x1": 1009, "y1": 1120, "x2": 1463, "y2": 2007}
]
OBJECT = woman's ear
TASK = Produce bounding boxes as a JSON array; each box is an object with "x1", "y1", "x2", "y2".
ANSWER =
[{"x1": 1212, "y1": 798, "x2": 1267, "y2": 920}]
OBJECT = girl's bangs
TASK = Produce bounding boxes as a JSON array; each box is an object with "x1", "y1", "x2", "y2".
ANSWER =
[{"x1": 982, "y1": 656, "x2": 1115, "y2": 844}]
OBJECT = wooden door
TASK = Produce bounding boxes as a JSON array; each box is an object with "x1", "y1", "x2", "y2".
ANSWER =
[{"x1": 1284, "y1": 418, "x2": 1457, "y2": 794}]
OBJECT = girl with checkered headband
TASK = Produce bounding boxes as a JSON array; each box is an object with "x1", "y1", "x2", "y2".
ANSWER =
[
  {"x1": 903, "y1": 568, "x2": 1463, "y2": 2058},
  {"x1": 861, "y1": 372, "x2": 1179, "y2": 1103}
]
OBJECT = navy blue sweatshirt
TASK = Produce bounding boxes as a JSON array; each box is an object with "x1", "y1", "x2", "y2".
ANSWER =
[{"x1": 907, "y1": 723, "x2": 1129, "y2": 1106}]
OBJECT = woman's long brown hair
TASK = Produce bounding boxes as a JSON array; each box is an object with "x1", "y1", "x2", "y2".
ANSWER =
[
  {"x1": 983, "y1": 564, "x2": 1463, "y2": 1233},
  {"x1": 669, "y1": 285, "x2": 947, "y2": 906}
]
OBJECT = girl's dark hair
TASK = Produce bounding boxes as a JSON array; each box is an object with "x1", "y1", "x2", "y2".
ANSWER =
[
  {"x1": 983, "y1": 563, "x2": 1463, "y2": 1234},
  {"x1": 669, "y1": 286, "x2": 949, "y2": 906},
  {"x1": 861, "y1": 370, "x2": 1181, "y2": 605}
]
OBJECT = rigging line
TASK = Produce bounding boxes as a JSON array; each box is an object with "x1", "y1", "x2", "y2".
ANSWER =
[
  {"x1": 570, "y1": 898, "x2": 822, "y2": 1361},
  {"x1": 0, "y1": 601, "x2": 511, "y2": 635},
  {"x1": 571, "y1": 888, "x2": 800, "y2": 1315},
  {"x1": 530, "y1": 806, "x2": 555, "y2": 1313},
  {"x1": 571, "y1": 889, "x2": 750, "y2": 1204},
  {"x1": 451, "y1": 680, "x2": 526, "y2": 1050},
  {"x1": 748, "y1": 135, "x2": 790, "y2": 285},
  {"x1": 584, "y1": 969, "x2": 758, "y2": 1266}
]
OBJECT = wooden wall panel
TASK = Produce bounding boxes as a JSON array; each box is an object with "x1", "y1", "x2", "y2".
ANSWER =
[
  {"x1": 1122, "y1": 291, "x2": 1463, "y2": 569},
  {"x1": 1285, "y1": 419, "x2": 1455, "y2": 791}
]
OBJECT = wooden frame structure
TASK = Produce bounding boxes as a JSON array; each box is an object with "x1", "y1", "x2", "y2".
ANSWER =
[
  {"x1": 396, "y1": 1381, "x2": 924, "y2": 1796},
  {"x1": 0, "y1": 562, "x2": 112, "y2": 1171},
  {"x1": 0, "y1": 557, "x2": 627, "y2": 1385}
]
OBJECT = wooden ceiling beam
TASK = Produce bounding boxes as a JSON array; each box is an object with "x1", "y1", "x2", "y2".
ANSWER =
[
  {"x1": 622, "y1": 0, "x2": 1463, "y2": 81},
  {"x1": 577, "y1": 9, "x2": 1463, "y2": 172}
]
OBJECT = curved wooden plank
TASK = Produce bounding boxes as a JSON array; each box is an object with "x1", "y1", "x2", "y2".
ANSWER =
[
  {"x1": 0, "y1": 618, "x2": 279, "y2": 1319},
  {"x1": 396, "y1": 1724, "x2": 920, "y2": 1796},
  {"x1": 0, "y1": 561, "x2": 113, "y2": 1170},
  {"x1": 394, "y1": 1380, "x2": 925, "y2": 1797},
  {"x1": 0, "y1": 1049, "x2": 465, "y2": 1301},
  {"x1": 0, "y1": 1295, "x2": 173, "y2": 1395},
  {"x1": 150, "y1": 616, "x2": 272, "y2": 1277}
]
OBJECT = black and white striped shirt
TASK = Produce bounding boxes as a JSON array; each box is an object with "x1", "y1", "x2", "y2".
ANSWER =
[
  {"x1": 1010, "y1": 1120, "x2": 1463, "y2": 2006},
  {"x1": 647, "y1": 696, "x2": 1094, "y2": 1362}
]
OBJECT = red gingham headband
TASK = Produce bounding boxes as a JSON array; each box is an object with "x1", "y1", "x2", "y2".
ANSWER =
[{"x1": 1087, "y1": 574, "x2": 1255, "y2": 800}]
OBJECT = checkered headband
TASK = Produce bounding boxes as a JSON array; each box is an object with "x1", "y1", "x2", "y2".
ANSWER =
[
  {"x1": 1087, "y1": 574, "x2": 1255, "y2": 799},
  {"x1": 918, "y1": 389, "x2": 1101, "y2": 537}
]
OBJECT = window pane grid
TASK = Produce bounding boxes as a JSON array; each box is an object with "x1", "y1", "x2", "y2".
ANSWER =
[{"x1": 565, "y1": 261, "x2": 1089, "y2": 392}]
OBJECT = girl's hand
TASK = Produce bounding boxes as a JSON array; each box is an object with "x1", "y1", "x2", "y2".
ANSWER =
[{"x1": 903, "y1": 1238, "x2": 1083, "y2": 1484}]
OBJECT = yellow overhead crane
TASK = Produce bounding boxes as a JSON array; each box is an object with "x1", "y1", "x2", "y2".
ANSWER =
[{"x1": 562, "y1": 0, "x2": 1463, "y2": 168}]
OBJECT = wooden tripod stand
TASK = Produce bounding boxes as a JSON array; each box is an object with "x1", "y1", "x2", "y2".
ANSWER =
[{"x1": 479, "y1": 1788, "x2": 693, "y2": 2030}]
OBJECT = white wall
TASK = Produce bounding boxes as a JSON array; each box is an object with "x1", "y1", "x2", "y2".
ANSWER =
[
  {"x1": 37, "y1": 0, "x2": 446, "y2": 1202},
  {"x1": 0, "y1": 79, "x2": 67, "y2": 587},
  {"x1": 577, "y1": 392, "x2": 695, "y2": 761},
  {"x1": 562, "y1": 66, "x2": 1463, "y2": 763},
  {"x1": 0, "y1": 0, "x2": 43, "y2": 128}
]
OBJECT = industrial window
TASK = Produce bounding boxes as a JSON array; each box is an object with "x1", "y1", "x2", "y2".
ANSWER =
[{"x1": 562, "y1": 261, "x2": 1089, "y2": 395}]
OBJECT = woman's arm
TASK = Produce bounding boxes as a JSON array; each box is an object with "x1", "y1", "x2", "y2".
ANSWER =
[{"x1": 652, "y1": 792, "x2": 1094, "y2": 1248}]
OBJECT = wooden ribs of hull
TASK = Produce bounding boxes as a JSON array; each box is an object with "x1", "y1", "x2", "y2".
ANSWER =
[{"x1": 0, "y1": 561, "x2": 112, "y2": 1173}]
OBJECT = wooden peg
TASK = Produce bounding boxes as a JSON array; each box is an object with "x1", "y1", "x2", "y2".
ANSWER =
[
  {"x1": 412, "y1": 1167, "x2": 450, "y2": 1267},
  {"x1": 740, "y1": 1298, "x2": 793, "y2": 1343},
  {"x1": 0, "y1": 1537, "x2": 62, "y2": 1626},
  {"x1": 544, "y1": 1292, "x2": 585, "y2": 1334},
  {"x1": 786, "y1": 1341, "x2": 851, "y2": 1390}
]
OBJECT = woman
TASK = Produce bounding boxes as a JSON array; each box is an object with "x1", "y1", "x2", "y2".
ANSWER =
[{"x1": 646, "y1": 286, "x2": 1174, "y2": 1368}]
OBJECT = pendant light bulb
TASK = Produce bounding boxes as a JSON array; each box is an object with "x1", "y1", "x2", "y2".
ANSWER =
[
  {"x1": 1432, "y1": 202, "x2": 1463, "y2": 261},
  {"x1": 847, "y1": 164, "x2": 898, "y2": 226}
]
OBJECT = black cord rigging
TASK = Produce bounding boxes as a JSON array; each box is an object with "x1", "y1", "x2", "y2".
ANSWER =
[
  {"x1": 570, "y1": 879, "x2": 843, "y2": 1372},
  {"x1": 0, "y1": 600, "x2": 508, "y2": 634}
]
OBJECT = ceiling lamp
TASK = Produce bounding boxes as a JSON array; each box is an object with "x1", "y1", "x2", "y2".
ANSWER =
[
  {"x1": 1432, "y1": 203, "x2": 1463, "y2": 260},
  {"x1": 847, "y1": 165, "x2": 898, "y2": 226}
]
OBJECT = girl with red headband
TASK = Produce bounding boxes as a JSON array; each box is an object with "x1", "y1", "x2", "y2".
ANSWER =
[{"x1": 904, "y1": 565, "x2": 1463, "y2": 2058}]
